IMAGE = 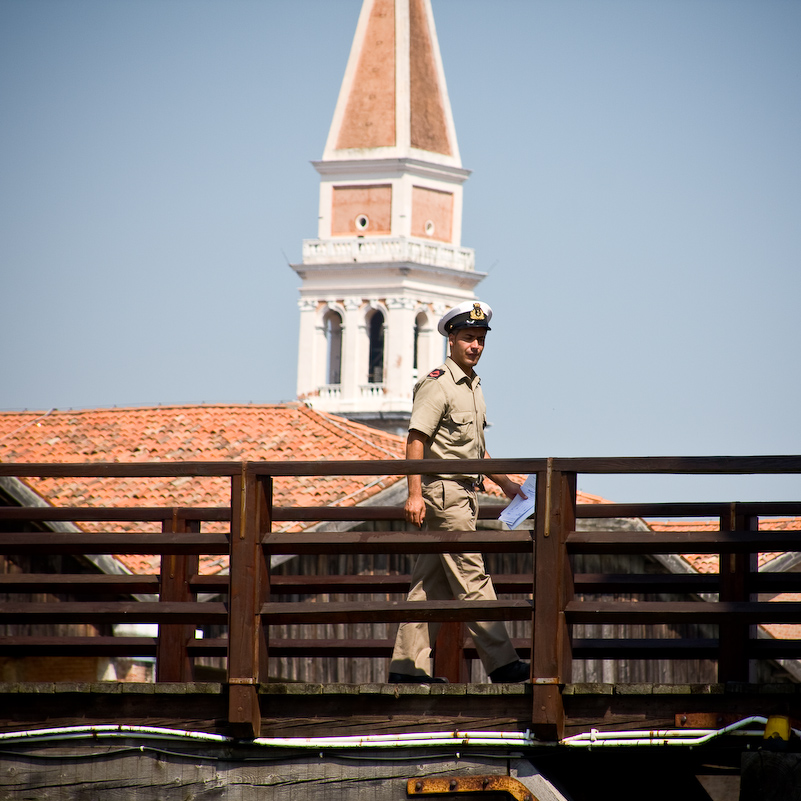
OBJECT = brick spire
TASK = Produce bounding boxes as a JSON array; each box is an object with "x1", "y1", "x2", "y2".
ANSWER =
[{"x1": 323, "y1": 0, "x2": 460, "y2": 165}]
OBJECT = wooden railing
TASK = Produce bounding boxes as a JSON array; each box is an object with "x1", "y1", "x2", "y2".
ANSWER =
[{"x1": 1, "y1": 456, "x2": 800, "y2": 739}]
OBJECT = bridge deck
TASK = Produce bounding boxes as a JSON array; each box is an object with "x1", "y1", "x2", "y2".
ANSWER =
[{"x1": 2, "y1": 681, "x2": 799, "y2": 739}]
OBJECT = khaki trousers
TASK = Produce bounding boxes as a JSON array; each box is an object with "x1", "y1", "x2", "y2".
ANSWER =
[{"x1": 389, "y1": 478, "x2": 518, "y2": 677}]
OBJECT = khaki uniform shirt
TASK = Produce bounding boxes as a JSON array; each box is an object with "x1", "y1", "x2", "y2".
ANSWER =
[{"x1": 408, "y1": 356, "x2": 487, "y2": 482}]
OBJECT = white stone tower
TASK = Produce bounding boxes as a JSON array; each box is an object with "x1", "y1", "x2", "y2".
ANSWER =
[{"x1": 292, "y1": 0, "x2": 485, "y2": 433}]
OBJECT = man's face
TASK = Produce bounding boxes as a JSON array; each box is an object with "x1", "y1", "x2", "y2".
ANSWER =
[{"x1": 448, "y1": 327, "x2": 487, "y2": 374}]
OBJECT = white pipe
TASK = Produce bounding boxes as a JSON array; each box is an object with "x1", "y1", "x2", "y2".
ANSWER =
[
  {"x1": 0, "y1": 724, "x2": 536, "y2": 750},
  {"x1": 4, "y1": 717, "x2": 795, "y2": 752},
  {"x1": 561, "y1": 716, "x2": 801, "y2": 748},
  {"x1": 252, "y1": 736, "x2": 535, "y2": 749},
  {"x1": 0, "y1": 725, "x2": 232, "y2": 745},
  {"x1": 254, "y1": 730, "x2": 532, "y2": 743}
]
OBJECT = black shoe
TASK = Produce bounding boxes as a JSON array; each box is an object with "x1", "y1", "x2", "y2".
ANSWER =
[
  {"x1": 388, "y1": 672, "x2": 448, "y2": 684},
  {"x1": 489, "y1": 660, "x2": 530, "y2": 683}
]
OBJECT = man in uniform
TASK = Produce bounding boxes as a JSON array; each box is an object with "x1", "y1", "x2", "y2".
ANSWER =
[{"x1": 388, "y1": 300, "x2": 530, "y2": 684}]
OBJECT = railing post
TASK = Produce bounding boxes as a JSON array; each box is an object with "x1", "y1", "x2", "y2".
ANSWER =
[
  {"x1": 434, "y1": 622, "x2": 470, "y2": 682},
  {"x1": 227, "y1": 464, "x2": 272, "y2": 738},
  {"x1": 530, "y1": 460, "x2": 575, "y2": 740},
  {"x1": 156, "y1": 511, "x2": 199, "y2": 682},
  {"x1": 718, "y1": 503, "x2": 758, "y2": 683}
]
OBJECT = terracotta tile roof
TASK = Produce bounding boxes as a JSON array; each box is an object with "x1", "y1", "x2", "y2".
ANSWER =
[
  {"x1": 0, "y1": 404, "x2": 408, "y2": 572},
  {"x1": 0, "y1": 403, "x2": 404, "y2": 464}
]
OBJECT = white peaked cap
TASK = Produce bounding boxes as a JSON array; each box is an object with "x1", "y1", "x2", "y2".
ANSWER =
[{"x1": 437, "y1": 301, "x2": 493, "y2": 336}]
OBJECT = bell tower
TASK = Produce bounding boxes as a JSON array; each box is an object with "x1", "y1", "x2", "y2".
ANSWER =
[{"x1": 292, "y1": 0, "x2": 485, "y2": 433}]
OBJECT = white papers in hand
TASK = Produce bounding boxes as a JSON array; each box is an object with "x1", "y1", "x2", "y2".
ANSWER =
[{"x1": 498, "y1": 474, "x2": 537, "y2": 530}]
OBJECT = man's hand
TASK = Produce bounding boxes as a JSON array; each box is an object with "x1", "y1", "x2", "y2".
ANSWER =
[
  {"x1": 405, "y1": 429, "x2": 429, "y2": 528},
  {"x1": 405, "y1": 493, "x2": 426, "y2": 528},
  {"x1": 497, "y1": 476, "x2": 526, "y2": 501}
]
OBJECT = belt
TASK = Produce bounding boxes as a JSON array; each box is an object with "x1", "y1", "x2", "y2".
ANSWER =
[{"x1": 423, "y1": 476, "x2": 485, "y2": 493}]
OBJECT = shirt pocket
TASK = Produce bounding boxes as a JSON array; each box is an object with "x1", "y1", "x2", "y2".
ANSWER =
[{"x1": 445, "y1": 411, "x2": 475, "y2": 447}]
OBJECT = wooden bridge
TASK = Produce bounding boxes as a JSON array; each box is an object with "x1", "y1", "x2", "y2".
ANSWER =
[{"x1": 2, "y1": 456, "x2": 801, "y2": 799}]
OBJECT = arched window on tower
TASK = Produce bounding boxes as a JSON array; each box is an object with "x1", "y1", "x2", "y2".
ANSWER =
[
  {"x1": 367, "y1": 310, "x2": 385, "y2": 384},
  {"x1": 413, "y1": 311, "x2": 428, "y2": 380},
  {"x1": 324, "y1": 310, "x2": 343, "y2": 385}
]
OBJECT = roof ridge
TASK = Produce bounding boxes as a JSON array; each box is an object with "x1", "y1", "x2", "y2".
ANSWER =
[
  {"x1": 0, "y1": 402, "x2": 305, "y2": 417},
  {"x1": 300, "y1": 406, "x2": 404, "y2": 460}
]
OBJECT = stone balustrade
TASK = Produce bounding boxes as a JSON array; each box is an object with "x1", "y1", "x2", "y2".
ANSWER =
[{"x1": 302, "y1": 237, "x2": 475, "y2": 272}]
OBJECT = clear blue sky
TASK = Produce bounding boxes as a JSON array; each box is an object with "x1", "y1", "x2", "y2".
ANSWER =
[{"x1": 2, "y1": 0, "x2": 799, "y2": 503}]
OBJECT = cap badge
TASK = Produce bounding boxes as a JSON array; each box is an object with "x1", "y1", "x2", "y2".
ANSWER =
[{"x1": 469, "y1": 303, "x2": 485, "y2": 322}]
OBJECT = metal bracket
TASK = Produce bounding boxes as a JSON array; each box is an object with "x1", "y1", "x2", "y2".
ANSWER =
[{"x1": 407, "y1": 775, "x2": 538, "y2": 800}]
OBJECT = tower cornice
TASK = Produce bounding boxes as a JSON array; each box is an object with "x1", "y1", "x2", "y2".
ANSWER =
[
  {"x1": 290, "y1": 260, "x2": 486, "y2": 292},
  {"x1": 312, "y1": 157, "x2": 471, "y2": 184}
]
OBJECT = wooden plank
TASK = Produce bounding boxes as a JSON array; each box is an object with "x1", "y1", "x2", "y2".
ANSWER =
[
  {"x1": 0, "y1": 636, "x2": 532, "y2": 660},
  {"x1": 718, "y1": 507, "x2": 757, "y2": 682},
  {"x1": 0, "y1": 532, "x2": 229, "y2": 555},
  {"x1": 157, "y1": 515, "x2": 200, "y2": 681},
  {"x1": 566, "y1": 529, "x2": 801, "y2": 554},
  {"x1": 260, "y1": 599, "x2": 533, "y2": 625},
  {"x1": 577, "y1": 502, "x2": 729, "y2": 519},
  {"x1": 572, "y1": 639, "x2": 720, "y2": 658},
  {"x1": 566, "y1": 600, "x2": 801, "y2": 624},
  {"x1": 0, "y1": 506, "x2": 230, "y2": 522},
  {"x1": 262, "y1": 530, "x2": 533, "y2": 555},
  {"x1": 2, "y1": 454, "x2": 799, "y2": 480},
  {"x1": 0, "y1": 574, "x2": 161, "y2": 593},
  {"x1": 270, "y1": 506, "x2": 405, "y2": 522},
  {"x1": 0, "y1": 637, "x2": 542, "y2": 661},
  {"x1": 227, "y1": 470, "x2": 270, "y2": 738},
  {"x1": 189, "y1": 575, "x2": 230, "y2": 590},
  {"x1": 552, "y1": 455, "x2": 801, "y2": 474},
  {"x1": 0, "y1": 745, "x2": 524, "y2": 800},
  {"x1": 270, "y1": 505, "x2": 509, "y2": 522},
  {"x1": 0, "y1": 462, "x2": 243, "y2": 477},
  {"x1": 573, "y1": 573, "x2": 718, "y2": 593},
  {"x1": 251, "y1": 454, "x2": 801, "y2": 477},
  {"x1": 572, "y1": 572, "x2": 801, "y2": 595},
  {"x1": 434, "y1": 622, "x2": 470, "y2": 682},
  {"x1": 269, "y1": 574, "x2": 411, "y2": 593},
  {"x1": 576, "y1": 501, "x2": 801, "y2": 519},
  {"x1": 266, "y1": 573, "x2": 534, "y2": 595},
  {"x1": 264, "y1": 638, "x2": 395, "y2": 658},
  {"x1": 255, "y1": 476, "x2": 271, "y2": 683},
  {"x1": 754, "y1": 573, "x2": 801, "y2": 592},
  {"x1": 530, "y1": 463, "x2": 571, "y2": 740},
  {"x1": 247, "y1": 458, "x2": 548, "y2": 478},
  {"x1": 0, "y1": 636, "x2": 159, "y2": 656},
  {"x1": 751, "y1": 640, "x2": 801, "y2": 658},
  {"x1": 0, "y1": 601, "x2": 228, "y2": 624},
  {"x1": 552, "y1": 640, "x2": 801, "y2": 660}
]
